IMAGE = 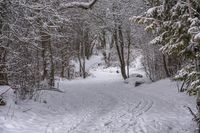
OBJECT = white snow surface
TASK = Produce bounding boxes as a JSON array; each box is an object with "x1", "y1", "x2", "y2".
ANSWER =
[{"x1": 0, "y1": 56, "x2": 197, "y2": 133}]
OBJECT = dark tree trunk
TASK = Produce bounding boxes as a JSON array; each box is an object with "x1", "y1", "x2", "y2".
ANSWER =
[
  {"x1": 162, "y1": 54, "x2": 170, "y2": 77},
  {"x1": 49, "y1": 43, "x2": 55, "y2": 86},
  {"x1": 113, "y1": 26, "x2": 127, "y2": 80},
  {"x1": 126, "y1": 29, "x2": 131, "y2": 78},
  {"x1": 0, "y1": 6, "x2": 8, "y2": 85},
  {"x1": 60, "y1": 52, "x2": 65, "y2": 78},
  {"x1": 118, "y1": 25, "x2": 127, "y2": 79},
  {"x1": 41, "y1": 33, "x2": 48, "y2": 81},
  {"x1": 40, "y1": 29, "x2": 54, "y2": 86},
  {"x1": 78, "y1": 43, "x2": 86, "y2": 79},
  {"x1": 0, "y1": 47, "x2": 8, "y2": 85}
]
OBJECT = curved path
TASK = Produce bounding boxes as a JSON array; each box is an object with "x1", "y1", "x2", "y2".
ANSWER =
[{"x1": 0, "y1": 71, "x2": 195, "y2": 133}]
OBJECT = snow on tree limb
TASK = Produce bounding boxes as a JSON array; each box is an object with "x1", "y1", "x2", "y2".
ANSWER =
[
  {"x1": 194, "y1": 32, "x2": 200, "y2": 43},
  {"x1": 61, "y1": 0, "x2": 98, "y2": 10}
]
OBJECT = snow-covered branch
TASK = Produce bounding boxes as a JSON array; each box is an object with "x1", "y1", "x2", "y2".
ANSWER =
[{"x1": 61, "y1": 0, "x2": 98, "y2": 10}]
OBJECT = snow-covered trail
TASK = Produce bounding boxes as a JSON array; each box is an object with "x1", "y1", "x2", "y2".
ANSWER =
[{"x1": 0, "y1": 71, "x2": 196, "y2": 133}]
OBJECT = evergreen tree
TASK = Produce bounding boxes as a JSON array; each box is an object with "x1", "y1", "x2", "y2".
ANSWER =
[{"x1": 132, "y1": 0, "x2": 200, "y2": 127}]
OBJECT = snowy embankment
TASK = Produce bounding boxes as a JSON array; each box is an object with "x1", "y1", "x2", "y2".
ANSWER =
[{"x1": 0, "y1": 55, "x2": 197, "y2": 133}]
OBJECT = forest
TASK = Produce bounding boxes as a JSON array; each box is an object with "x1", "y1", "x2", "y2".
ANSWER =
[{"x1": 0, "y1": 0, "x2": 200, "y2": 133}]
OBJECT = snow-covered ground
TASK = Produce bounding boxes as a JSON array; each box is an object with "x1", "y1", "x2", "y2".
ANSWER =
[{"x1": 0, "y1": 55, "x2": 197, "y2": 133}]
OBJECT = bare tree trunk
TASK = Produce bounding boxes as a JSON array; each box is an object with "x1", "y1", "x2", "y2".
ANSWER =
[
  {"x1": 126, "y1": 29, "x2": 131, "y2": 78},
  {"x1": 163, "y1": 54, "x2": 170, "y2": 77},
  {"x1": 0, "y1": 47, "x2": 8, "y2": 85},
  {"x1": 41, "y1": 33, "x2": 48, "y2": 81},
  {"x1": 82, "y1": 43, "x2": 86, "y2": 79},
  {"x1": 40, "y1": 28, "x2": 54, "y2": 86},
  {"x1": 101, "y1": 30, "x2": 109, "y2": 65},
  {"x1": 60, "y1": 51, "x2": 65, "y2": 78},
  {"x1": 78, "y1": 43, "x2": 86, "y2": 78},
  {"x1": 36, "y1": 48, "x2": 40, "y2": 88},
  {"x1": 113, "y1": 25, "x2": 127, "y2": 80},
  {"x1": 118, "y1": 25, "x2": 127, "y2": 79},
  {"x1": 78, "y1": 56, "x2": 82, "y2": 77},
  {"x1": 0, "y1": 13, "x2": 8, "y2": 85},
  {"x1": 84, "y1": 29, "x2": 92, "y2": 60},
  {"x1": 49, "y1": 43, "x2": 55, "y2": 86}
]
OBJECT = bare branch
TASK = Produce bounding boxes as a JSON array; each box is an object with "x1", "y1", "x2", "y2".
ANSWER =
[
  {"x1": 0, "y1": 88, "x2": 10, "y2": 97},
  {"x1": 184, "y1": 105, "x2": 198, "y2": 120}
]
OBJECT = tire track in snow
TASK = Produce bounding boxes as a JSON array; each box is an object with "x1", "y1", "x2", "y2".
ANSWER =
[
  {"x1": 65, "y1": 88, "x2": 119, "y2": 133},
  {"x1": 97, "y1": 93, "x2": 154, "y2": 133},
  {"x1": 123, "y1": 96, "x2": 154, "y2": 133}
]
